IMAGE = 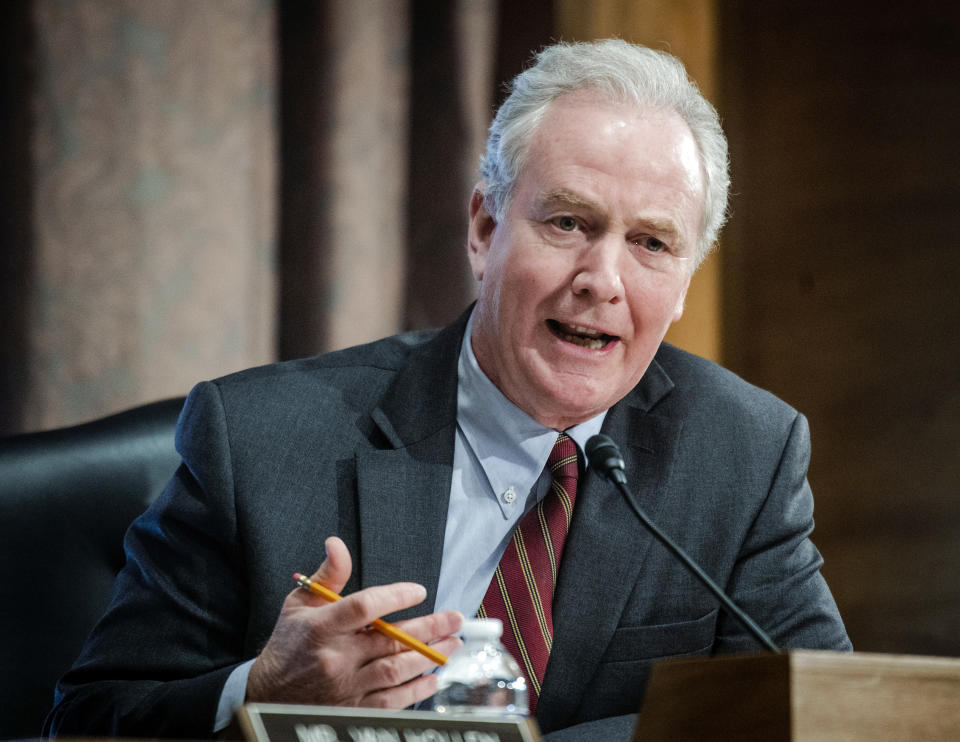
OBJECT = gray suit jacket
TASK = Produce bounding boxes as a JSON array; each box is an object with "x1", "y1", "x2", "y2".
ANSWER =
[{"x1": 47, "y1": 310, "x2": 850, "y2": 740}]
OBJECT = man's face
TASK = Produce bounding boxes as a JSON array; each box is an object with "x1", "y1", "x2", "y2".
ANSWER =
[{"x1": 468, "y1": 91, "x2": 704, "y2": 430}]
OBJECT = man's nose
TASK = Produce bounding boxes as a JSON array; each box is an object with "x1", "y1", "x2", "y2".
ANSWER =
[{"x1": 570, "y1": 235, "x2": 625, "y2": 303}]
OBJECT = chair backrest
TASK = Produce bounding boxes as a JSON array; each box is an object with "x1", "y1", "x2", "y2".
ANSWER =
[{"x1": 0, "y1": 397, "x2": 185, "y2": 740}]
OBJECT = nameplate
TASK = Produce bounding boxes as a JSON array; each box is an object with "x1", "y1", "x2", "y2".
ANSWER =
[{"x1": 237, "y1": 703, "x2": 543, "y2": 742}]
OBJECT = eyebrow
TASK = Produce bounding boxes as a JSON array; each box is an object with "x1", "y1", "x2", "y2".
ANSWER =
[
  {"x1": 538, "y1": 189, "x2": 684, "y2": 244},
  {"x1": 634, "y1": 216, "x2": 682, "y2": 244},
  {"x1": 539, "y1": 189, "x2": 600, "y2": 213}
]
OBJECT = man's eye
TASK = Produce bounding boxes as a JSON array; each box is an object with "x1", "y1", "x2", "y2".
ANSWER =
[
  {"x1": 553, "y1": 216, "x2": 579, "y2": 232},
  {"x1": 634, "y1": 236, "x2": 666, "y2": 252}
]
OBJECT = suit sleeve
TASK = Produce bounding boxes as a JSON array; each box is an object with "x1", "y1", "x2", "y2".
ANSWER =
[
  {"x1": 716, "y1": 412, "x2": 851, "y2": 653},
  {"x1": 45, "y1": 382, "x2": 251, "y2": 738}
]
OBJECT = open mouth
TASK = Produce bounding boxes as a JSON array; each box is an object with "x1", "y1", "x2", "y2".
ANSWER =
[{"x1": 547, "y1": 319, "x2": 618, "y2": 350}]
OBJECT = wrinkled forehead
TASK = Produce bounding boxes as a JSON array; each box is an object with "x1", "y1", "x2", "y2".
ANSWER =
[
  {"x1": 520, "y1": 91, "x2": 705, "y2": 186},
  {"x1": 516, "y1": 91, "x2": 707, "y2": 246}
]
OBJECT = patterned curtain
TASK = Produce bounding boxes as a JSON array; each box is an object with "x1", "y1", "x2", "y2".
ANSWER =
[{"x1": 0, "y1": 0, "x2": 499, "y2": 434}]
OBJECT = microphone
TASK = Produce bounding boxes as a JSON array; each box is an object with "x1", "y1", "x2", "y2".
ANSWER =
[{"x1": 585, "y1": 433, "x2": 781, "y2": 653}]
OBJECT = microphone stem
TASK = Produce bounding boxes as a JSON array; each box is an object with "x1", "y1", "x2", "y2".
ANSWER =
[{"x1": 612, "y1": 479, "x2": 782, "y2": 654}]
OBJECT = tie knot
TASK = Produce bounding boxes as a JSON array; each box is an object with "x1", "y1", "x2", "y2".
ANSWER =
[{"x1": 548, "y1": 432, "x2": 579, "y2": 477}]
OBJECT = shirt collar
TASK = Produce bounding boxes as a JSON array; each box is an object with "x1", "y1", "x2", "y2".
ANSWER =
[{"x1": 457, "y1": 311, "x2": 607, "y2": 503}]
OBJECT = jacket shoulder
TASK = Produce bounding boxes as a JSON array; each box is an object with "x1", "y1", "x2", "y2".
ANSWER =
[
  {"x1": 214, "y1": 329, "x2": 437, "y2": 396},
  {"x1": 652, "y1": 343, "x2": 800, "y2": 432},
  {"x1": 219, "y1": 328, "x2": 439, "y2": 383},
  {"x1": 177, "y1": 329, "x2": 443, "y2": 443}
]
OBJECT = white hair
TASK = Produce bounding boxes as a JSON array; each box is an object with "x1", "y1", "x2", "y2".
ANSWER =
[{"x1": 480, "y1": 39, "x2": 730, "y2": 267}]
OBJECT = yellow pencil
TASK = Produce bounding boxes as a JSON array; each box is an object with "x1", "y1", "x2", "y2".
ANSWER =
[{"x1": 293, "y1": 573, "x2": 448, "y2": 666}]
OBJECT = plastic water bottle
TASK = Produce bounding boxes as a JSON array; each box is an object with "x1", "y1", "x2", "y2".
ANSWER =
[{"x1": 432, "y1": 618, "x2": 529, "y2": 716}]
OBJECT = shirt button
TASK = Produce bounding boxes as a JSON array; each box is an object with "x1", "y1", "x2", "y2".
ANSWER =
[{"x1": 503, "y1": 487, "x2": 517, "y2": 504}]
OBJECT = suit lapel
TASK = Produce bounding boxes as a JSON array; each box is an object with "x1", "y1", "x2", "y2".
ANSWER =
[
  {"x1": 353, "y1": 313, "x2": 467, "y2": 621},
  {"x1": 538, "y1": 358, "x2": 684, "y2": 728},
  {"x1": 343, "y1": 311, "x2": 685, "y2": 721},
  {"x1": 355, "y1": 438, "x2": 454, "y2": 621}
]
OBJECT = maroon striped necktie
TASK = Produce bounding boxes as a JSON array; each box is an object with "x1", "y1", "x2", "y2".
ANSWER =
[{"x1": 477, "y1": 432, "x2": 579, "y2": 713}]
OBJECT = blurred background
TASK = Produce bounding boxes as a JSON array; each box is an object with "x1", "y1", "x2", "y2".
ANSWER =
[{"x1": 1, "y1": 0, "x2": 957, "y2": 659}]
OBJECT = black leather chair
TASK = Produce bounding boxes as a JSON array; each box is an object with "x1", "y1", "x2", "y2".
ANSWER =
[{"x1": 0, "y1": 397, "x2": 185, "y2": 740}]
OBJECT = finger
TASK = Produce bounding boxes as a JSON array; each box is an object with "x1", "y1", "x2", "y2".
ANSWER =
[
  {"x1": 320, "y1": 581, "x2": 429, "y2": 633},
  {"x1": 355, "y1": 609, "x2": 463, "y2": 660},
  {"x1": 361, "y1": 669, "x2": 442, "y2": 710},
  {"x1": 355, "y1": 635, "x2": 462, "y2": 699},
  {"x1": 392, "y1": 610, "x2": 464, "y2": 646}
]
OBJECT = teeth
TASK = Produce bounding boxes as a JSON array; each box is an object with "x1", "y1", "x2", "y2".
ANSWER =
[
  {"x1": 553, "y1": 321, "x2": 611, "y2": 349},
  {"x1": 563, "y1": 334, "x2": 606, "y2": 349},
  {"x1": 557, "y1": 322, "x2": 603, "y2": 337}
]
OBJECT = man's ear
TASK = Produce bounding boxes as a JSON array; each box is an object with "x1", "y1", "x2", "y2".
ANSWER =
[{"x1": 467, "y1": 186, "x2": 496, "y2": 281}]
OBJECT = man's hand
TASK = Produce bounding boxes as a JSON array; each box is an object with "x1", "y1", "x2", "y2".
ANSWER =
[{"x1": 246, "y1": 536, "x2": 463, "y2": 709}]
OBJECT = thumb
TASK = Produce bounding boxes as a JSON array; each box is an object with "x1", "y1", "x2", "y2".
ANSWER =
[{"x1": 306, "y1": 536, "x2": 353, "y2": 597}]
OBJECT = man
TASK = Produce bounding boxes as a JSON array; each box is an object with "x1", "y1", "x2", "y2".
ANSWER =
[{"x1": 47, "y1": 39, "x2": 850, "y2": 741}]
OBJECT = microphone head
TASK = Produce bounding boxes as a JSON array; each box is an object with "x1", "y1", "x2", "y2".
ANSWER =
[{"x1": 586, "y1": 434, "x2": 627, "y2": 485}]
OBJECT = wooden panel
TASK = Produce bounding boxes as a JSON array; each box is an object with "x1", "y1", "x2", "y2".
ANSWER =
[
  {"x1": 792, "y1": 652, "x2": 960, "y2": 740},
  {"x1": 634, "y1": 653, "x2": 791, "y2": 742},
  {"x1": 718, "y1": 3, "x2": 960, "y2": 655},
  {"x1": 634, "y1": 651, "x2": 960, "y2": 742}
]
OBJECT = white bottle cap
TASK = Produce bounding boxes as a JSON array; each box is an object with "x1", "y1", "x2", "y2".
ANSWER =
[{"x1": 461, "y1": 618, "x2": 503, "y2": 640}]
